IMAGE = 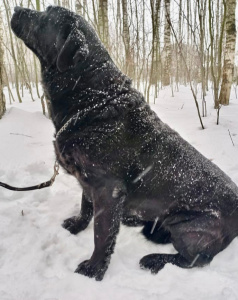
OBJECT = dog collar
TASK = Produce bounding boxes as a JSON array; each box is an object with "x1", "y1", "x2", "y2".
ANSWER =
[
  {"x1": 55, "y1": 100, "x2": 107, "y2": 139},
  {"x1": 55, "y1": 93, "x2": 145, "y2": 140},
  {"x1": 56, "y1": 112, "x2": 80, "y2": 139},
  {"x1": 55, "y1": 95, "x2": 119, "y2": 140}
]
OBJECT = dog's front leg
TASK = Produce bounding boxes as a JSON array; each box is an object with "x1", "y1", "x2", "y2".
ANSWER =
[
  {"x1": 75, "y1": 178, "x2": 126, "y2": 281},
  {"x1": 62, "y1": 192, "x2": 93, "y2": 234}
]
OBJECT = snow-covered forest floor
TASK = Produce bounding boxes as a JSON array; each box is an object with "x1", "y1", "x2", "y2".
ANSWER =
[{"x1": 0, "y1": 85, "x2": 238, "y2": 300}]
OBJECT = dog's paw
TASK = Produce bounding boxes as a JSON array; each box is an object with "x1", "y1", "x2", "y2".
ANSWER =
[
  {"x1": 75, "y1": 259, "x2": 108, "y2": 281},
  {"x1": 140, "y1": 254, "x2": 166, "y2": 274},
  {"x1": 62, "y1": 216, "x2": 88, "y2": 235}
]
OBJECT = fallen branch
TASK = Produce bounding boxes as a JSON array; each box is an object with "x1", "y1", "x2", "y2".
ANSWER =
[
  {"x1": 228, "y1": 129, "x2": 235, "y2": 146},
  {"x1": 10, "y1": 133, "x2": 32, "y2": 138}
]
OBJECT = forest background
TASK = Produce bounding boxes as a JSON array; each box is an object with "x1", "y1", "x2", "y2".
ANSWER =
[
  {"x1": 0, "y1": 2, "x2": 238, "y2": 298},
  {"x1": 0, "y1": 0, "x2": 237, "y2": 128}
]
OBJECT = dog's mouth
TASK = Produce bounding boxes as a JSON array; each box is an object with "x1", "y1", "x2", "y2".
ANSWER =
[
  {"x1": 11, "y1": 7, "x2": 26, "y2": 38},
  {"x1": 11, "y1": 7, "x2": 41, "y2": 55},
  {"x1": 11, "y1": 7, "x2": 38, "y2": 39}
]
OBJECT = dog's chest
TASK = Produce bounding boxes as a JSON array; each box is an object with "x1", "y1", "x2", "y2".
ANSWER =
[
  {"x1": 56, "y1": 147, "x2": 77, "y2": 175},
  {"x1": 54, "y1": 140, "x2": 92, "y2": 186}
]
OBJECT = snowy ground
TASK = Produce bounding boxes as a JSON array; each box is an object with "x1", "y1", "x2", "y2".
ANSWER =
[{"x1": 0, "y1": 85, "x2": 238, "y2": 300}]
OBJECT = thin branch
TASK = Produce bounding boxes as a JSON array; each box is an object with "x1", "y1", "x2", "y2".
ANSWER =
[{"x1": 166, "y1": 11, "x2": 205, "y2": 129}]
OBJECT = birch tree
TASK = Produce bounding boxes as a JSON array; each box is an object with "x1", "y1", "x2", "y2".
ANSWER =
[
  {"x1": 219, "y1": 0, "x2": 237, "y2": 105},
  {"x1": 150, "y1": 0, "x2": 161, "y2": 86},
  {"x1": 3, "y1": 0, "x2": 22, "y2": 103},
  {"x1": 35, "y1": 0, "x2": 40, "y2": 11},
  {"x1": 122, "y1": 0, "x2": 133, "y2": 78},
  {"x1": 0, "y1": 8, "x2": 5, "y2": 118},
  {"x1": 98, "y1": 0, "x2": 109, "y2": 49},
  {"x1": 147, "y1": 0, "x2": 161, "y2": 101},
  {"x1": 75, "y1": 0, "x2": 83, "y2": 14},
  {"x1": 83, "y1": 0, "x2": 87, "y2": 17},
  {"x1": 208, "y1": 0, "x2": 225, "y2": 109},
  {"x1": 162, "y1": 0, "x2": 171, "y2": 86}
]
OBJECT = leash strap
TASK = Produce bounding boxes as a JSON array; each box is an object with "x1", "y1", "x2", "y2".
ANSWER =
[{"x1": 0, "y1": 161, "x2": 59, "y2": 191}]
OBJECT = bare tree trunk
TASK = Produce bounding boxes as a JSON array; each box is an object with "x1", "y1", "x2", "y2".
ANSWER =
[
  {"x1": 98, "y1": 0, "x2": 109, "y2": 49},
  {"x1": 208, "y1": 0, "x2": 225, "y2": 109},
  {"x1": 0, "y1": 9, "x2": 5, "y2": 118},
  {"x1": 197, "y1": 0, "x2": 207, "y2": 116},
  {"x1": 148, "y1": 0, "x2": 161, "y2": 102},
  {"x1": 35, "y1": 0, "x2": 40, "y2": 11},
  {"x1": 122, "y1": 0, "x2": 133, "y2": 78},
  {"x1": 219, "y1": 0, "x2": 237, "y2": 105},
  {"x1": 3, "y1": 0, "x2": 22, "y2": 103},
  {"x1": 34, "y1": 0, "x2": 41, "y2": 99},
  {"x1": 62, "y1": 0, "x2": 70, "y2": 8},
  {"x1": 151, "y1": 0, "x2": 161, "y2": 86},
  {"x1": 3, "y1": 65, "x2": 15, "y2": 104},
  {"x1": 178, "y1": 0, "x2": 182, "y2": 84},
  {"x1": 75, "y1": 0, "x2": 83, "y2": 14},
  {"x1": 135, "y1": 0, "x2": 140, "y2": 89},
  {"x1": 162, "y1": 0, "x2": 171, "y2": 86},
  {"x1": 185, "y1": 0, "x2": 190, "y2": 84},
  {"x1": 83, "y1": 0, "x2": 87, "y2": 17},
  {"x1": 142, "y1": 0, "x2": 146, "y2": 90},
  {"x1": 91, "y1": 0, "x2": 98, "y2": 26}
]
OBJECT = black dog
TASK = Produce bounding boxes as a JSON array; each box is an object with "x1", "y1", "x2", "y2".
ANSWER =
[{"x1": 11, "y1": 6, "x2": 238, "y2": 280}]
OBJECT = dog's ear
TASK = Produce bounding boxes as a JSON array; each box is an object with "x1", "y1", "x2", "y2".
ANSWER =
[{"x1": 56, "y1": 27, "x2": 89, "y2": 72}]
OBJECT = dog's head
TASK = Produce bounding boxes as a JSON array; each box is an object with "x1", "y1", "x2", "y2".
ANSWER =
[{"x1": 11, "y1": 6, "x2": 93, "y2": 72}]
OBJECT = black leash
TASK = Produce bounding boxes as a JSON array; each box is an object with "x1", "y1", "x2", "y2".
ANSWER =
[{"x1": 0, "y1": 161, "x2": 59, "y2": 191}]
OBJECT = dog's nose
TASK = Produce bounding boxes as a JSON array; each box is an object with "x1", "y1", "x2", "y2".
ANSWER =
[{"x1": 14, "y1": 6, "x2": 23, "y2": 13}]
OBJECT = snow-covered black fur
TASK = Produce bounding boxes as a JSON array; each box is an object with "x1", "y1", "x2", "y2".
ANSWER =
[{"x1": 11, "y1": 6, "x2": 238, "y2": 280}]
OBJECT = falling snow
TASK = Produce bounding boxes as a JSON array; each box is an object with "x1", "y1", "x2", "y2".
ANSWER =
[
  {"x1": 0, "y1": 85, "x2": 238, "y2": 299},
  {"x1": 132, "y1": 165, "x2": 153, "y2": 183}
]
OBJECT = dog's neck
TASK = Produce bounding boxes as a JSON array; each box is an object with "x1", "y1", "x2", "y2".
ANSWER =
[{"x1": 41, "y1": 63, "x2": 132, "y2": 132}]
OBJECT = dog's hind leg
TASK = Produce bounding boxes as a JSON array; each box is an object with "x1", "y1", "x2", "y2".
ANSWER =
[
  {"x1": 62, "y1": 191, "x2": 93, "y2": 234},
  {"x1": 140, "y1": 231, "x2": 214, "y2": 274},
  {"x1": 140, "y1": 253, "x2": 193, "y2": 273},
  {"x1": 142, "y1": 221, "x2": 171, "y2": 244},
  {"x1": 140, "y1": 214, "x2": 232, "y2": 274},
  {"x1": 75, "y1": 177, "x2": 126, "y2": 280}
]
